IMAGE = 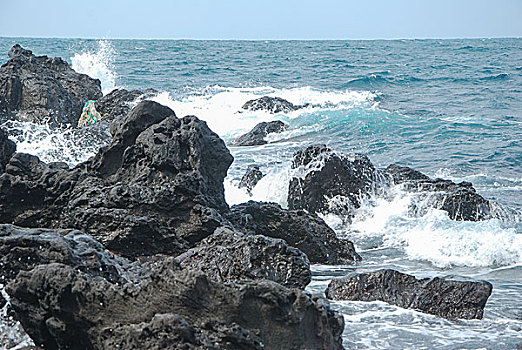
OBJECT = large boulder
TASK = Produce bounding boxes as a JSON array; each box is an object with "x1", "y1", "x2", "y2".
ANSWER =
[
  {"x1": 176, "y1": 227, "x2": 312, "y2": 289},
  {"x1": 385, "y1": 164, "x2": 495, "y2": 221},
  {"x1": 0, "y1": 128, "x2": 16, "y2": 172},
  {"x1": 326, "y1": 269, "x2": 493, "y2": 319},
  {"x1": 288, "y1": 145, "x2": 387, "y2": 217},
  {"x1": 231, "y1": 120, "x2": 289, "y2": 146},
  {"x1": 241, "y1": 96, "x2": 306, "y2": 114},
  {"x1": 0, "y1": 45, "x2": 102, "y2": 125},
  {"x1": 7, "y1": 258, "x2": 344, "y2": 350},
  {"x1": 0, "y1": 101, "x2": 234, "y2": 259},
  {"x1": 227, "y1": 201, "x2": 361, "y2": 264}
]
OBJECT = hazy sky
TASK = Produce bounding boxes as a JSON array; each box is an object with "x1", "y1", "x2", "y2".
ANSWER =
[{"x1": 1, "y1": 0, "x2": 521, "y2": 40}]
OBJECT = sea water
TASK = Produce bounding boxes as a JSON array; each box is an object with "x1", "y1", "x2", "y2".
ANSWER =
[{"x1": 0, "y1": 38, "x2": 521, "y2": 349}]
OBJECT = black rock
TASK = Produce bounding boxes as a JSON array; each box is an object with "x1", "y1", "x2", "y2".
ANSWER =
[
  {"x1": 227, "y1": 201, "x2": 361, "y2": 264},
  {"x1": 0, "y1": 45, "x2": 102, "y2": 125},
  {"x1": 288, "y1": 145, "x2": 387, "y2": 217},
  {"x1": 231, "y1": 120, "x2": 289, "y2": 146},
  {"x1": 7, "y1": 258, "x2": 344, "y2": 350},
  {"x1": 94, "y1": 88, "x2": 158, "y2": 123},
  {"x1": 241, "y1": 96, "x2": 305, "y2": 114},
  {"x1": 0, "y1": 127, "x2": 16, "y2": 173},
  {"x1": 0, "y1": 101, "x2": 234, "y2": 259},
  {"x1": 386, "y1": 164, "x2": 494, "y2": 221},
  {"x1": 238, "y1": 165, "x2": 264, "y2": 192},
  {"x1": 177, "y1": 227, "x2": 311, "y2": 289},
  {"x1": 326, "y1": 269, "x2": 493, "y2": 319}
]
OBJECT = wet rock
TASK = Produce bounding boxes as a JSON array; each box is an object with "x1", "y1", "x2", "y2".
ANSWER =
[
  {"x1": 94, "y1": 88, "x2": 158, "y2": 122},
  {"x1": 0, "y1": 45, "x2": 102, "y2": 125},
  {"x1": 0, "y1": 101, "x2": 234, "y2": 259},
  {"x1": 238, "y1": 165, "x2": 264, "y2": 192},
  {"x1": 227, "y1": 201, "x2": 361, "y2": 264},
  {"x1": 177, "y1": 227, "x2": 311, "y2": 289},
  {"x1": 231, "y1": 120, "x2": 289, "y2": 146},
  {"x1": 0, "y1": 224, "x2": 128, "y2": 285},
  {"x1": 288, "y1": 145, "x2": 387, "y2": 217},
  {"x1": 241, "y1": 96, "x2": 305, "y2": 113},
  {"x1": 386, "y1": 164, "x2": 494, "y2": 221},
  {"x1": 98, "y1": 314, "x2": 263, "y2": 350},
  {"x1": 0, "y1": 128, "x2": 16, "y2": 173},
  {"x1": 7, "y1": 258, "x2": 344, "y2": 350},
  {"x1": 326, "y1": 269, "x2": 493, "y2": 319}
]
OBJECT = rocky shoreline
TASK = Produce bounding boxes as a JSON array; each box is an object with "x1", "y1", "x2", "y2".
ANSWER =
[{"x1": 0, "y1": 45, "x2": 497, "y2": 349}]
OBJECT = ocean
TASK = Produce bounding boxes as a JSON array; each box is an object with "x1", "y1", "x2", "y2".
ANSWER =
[{"x1": 0, "y1": 37, "x2": 521, "y2": 349}]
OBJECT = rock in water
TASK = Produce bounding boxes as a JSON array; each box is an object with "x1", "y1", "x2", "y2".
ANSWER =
[
  {"x1": 0, "y1": 128, "x2": 16, "y2": 173},
  {"x1": 326, "y1": 269, "x2": 493, "y2": 319},
  {"x1": 288, "y1": 145, "x2": 387, "y2": 217},
  {"x1": 0, "y1": 101, "x2": 234, "y2": 258},
  {"x1": 94, "y1": 88, "x2": 158, "y2": 122},
  {"x1": 238, "y1": 165, "x2": 264, "y2": 192},
  {"x1": 227, "y1": 201, "x2": 361, "y2": 264},
  {"x1": 7, "y1": 258, "x2": 344, "y2": 349},
  {"x1": 231, "y1": 120, "x2": 289, "y2": 146},
  {"x1": 385, "y1": 164, "x2": 495, "y2": 221},
  {"x1": 176, "y1": 227, "x2": 312, "y2": 289},
  {"x1": 241, "y1": 96, "x2": 305, "y2": 113},
  {"x1": 0, "y1": 45, "x2": 102, "y2": 125}
]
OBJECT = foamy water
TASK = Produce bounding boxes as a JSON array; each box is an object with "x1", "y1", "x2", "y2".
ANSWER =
[{"x1": 71, "y1": 40, "x2": 117, "y2": 94}]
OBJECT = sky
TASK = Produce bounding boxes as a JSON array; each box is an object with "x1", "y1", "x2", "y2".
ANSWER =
[{"x1": 1, "y1": 0, "x2": 521, "y2": 40}]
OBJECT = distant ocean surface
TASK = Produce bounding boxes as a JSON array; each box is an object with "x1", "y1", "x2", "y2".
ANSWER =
[{"x1": 1, "y1": 37, "x2": 521, "y2": 349}]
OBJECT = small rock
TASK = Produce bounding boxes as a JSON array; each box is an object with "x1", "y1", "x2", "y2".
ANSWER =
[
  {"x1": 241, "y1": 96, "x2": 306, "y2": 114},
  {"x1": 231, "y1": 120, "x2": 289, "y2": 146},
  {"x1": 238, "y1": 165, "x2": 264, "y2": 192}
]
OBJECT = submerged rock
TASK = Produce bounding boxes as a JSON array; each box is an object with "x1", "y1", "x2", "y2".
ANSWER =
[
  {"x1": 241, "y1": 96, "x2": 307, "y2": 114},
  {"x1": 0, "y1": 45, "x2": 102, "y2": 125},
  {"x1": 288, "y1": 145, "x2": 387, "y2": 217},
  {"x1": 227, "y1": 201, "x2": 361, "y2": 264},
  {"x1": 326, "y1": 269, "x2": 493, "y2": 319},
  {"x1": 386, "y1": 164, "x2": 496, "y2": 221},
  {"x1": 238, "y1": 165, "x2": 264, "y2": 192},
  {"x1": 0, "y1": 101, "x2": 234, "y2": 258},
  {"x1": 231, "y1": 120, "x2": 289, "y2": 146},
  {"x1": 177, "y1": 227, "x2": 311, "y2": 289},
  {"x1": 7, "y1": 258, "x2": 344, "y2": 350}
]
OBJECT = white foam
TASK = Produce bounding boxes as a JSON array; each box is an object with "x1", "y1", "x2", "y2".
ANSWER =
[
  {"x1": 71, "y1": 40, "x2": 117, "y2": 94},
  {"x1": 150, "y1": 85, "x2": 376, "y2": 140}
]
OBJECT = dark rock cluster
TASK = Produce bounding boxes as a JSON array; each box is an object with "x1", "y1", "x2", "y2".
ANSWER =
[{"x1": 326, "y1": 269, "x2": 493, "y2": 319}]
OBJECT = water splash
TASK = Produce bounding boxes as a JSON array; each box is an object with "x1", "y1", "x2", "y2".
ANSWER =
[{"x1": 71, "y1": 40, "x2": 117, "y2": 94}]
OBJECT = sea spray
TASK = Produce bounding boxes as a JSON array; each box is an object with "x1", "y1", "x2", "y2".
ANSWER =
[{"x1": 71, "y1": 40, "x2": 117, "y2": 94}]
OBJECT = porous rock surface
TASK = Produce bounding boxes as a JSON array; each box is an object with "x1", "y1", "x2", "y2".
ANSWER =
[
  {"x1": 227, "y1": 201, "x2": 361, "y2": 264},
  {"x1": 326, "y1": 269, "x2": 493, "y2": 319},
  {"x1": 0, "y1": 45, "x2": 102, "y2": 125},
  {"x1": 241, "y1": 96, "x2": 305, "y2": 114}
]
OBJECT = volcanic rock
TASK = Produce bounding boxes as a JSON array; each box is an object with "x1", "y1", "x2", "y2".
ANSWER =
[
  {"x1": 94, "y1": 88, "x2": 158, "y2": 122},
  {"x1": 227, "y1": 201, "x2": 361, "y2": 264},
  {"x1": 7, "y1": 258, "x2": 344, "y2": 350},
  {"x1": 177, "y1": 227, "x2": 311, "y2": 289},
  {"x1": 241, "y1": 96, "x2": 306, "y2": 113},
  {"x1": 288, "y1": 145, "x2": 387, "y2": 217},
  {"x1": 0, "y1": 44, "x2": 102, "y2": 125},
  {"x1": 238, "y1": 165, "x2": 264, "y2": 192},
  {"x1": 0, "y1": 101, "x2": 234, "y2": 259},
  {"x1": 0, "y1": 128, "x2": 16, "y2": 173},
  {"x1": 231, "y1": 120, "x2": 289, "y2": 146},
  {"x1": 386, "y1": 164, "x2": 495, "y2": 221},
  {"x1": 326, "y1": 269, "x2": 493, "y2": 319}
]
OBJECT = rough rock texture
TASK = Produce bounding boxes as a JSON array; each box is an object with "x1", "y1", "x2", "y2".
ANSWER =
[
  {"x1": 238, "y1": 165, "x2": 264, "y2": 192},
  {"x1": 0, "y1": 45, "x2": 102, "y2": 125},
  {"x1": 177, "y1": 227, "x2": 311, "y2": 289},
  {"x1": 288, "y1": 145, "x2": 387, "y2": 217},
  {"x1": 231, "y1": 120, "x2": 289, "y2": 146},
  {"x1": 326, "y1": 269, "x2": 493, "y2": 319},
  {"x1": 0, "y1": 101, "x2": 234, "y2": 258},
  {"x1": 7, "y1": 259, "x2": 344, "y2": 350},
  {"x1": 0, "y1": 128, "x2": 16, "y2": 173},
  {"x1": 0, "y1": 224, "x2": 128, "y2": 285},
  {"x1": 241, "y1": 96, "x2": 306, "y2": 114},
  {"x1": 386, "y1": 164, "x2": 495, "y2": 221},
  {"x1": 227, "y1": 201, "x2": 361, "y2": 264},
  {"x1": 94, "y1": 88, "x2": 158, "y2": 122}
]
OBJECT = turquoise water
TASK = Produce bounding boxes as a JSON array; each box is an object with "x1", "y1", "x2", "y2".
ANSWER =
[{"x1": 0, "y1": 38, "x2": 521, "y2": 349}]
